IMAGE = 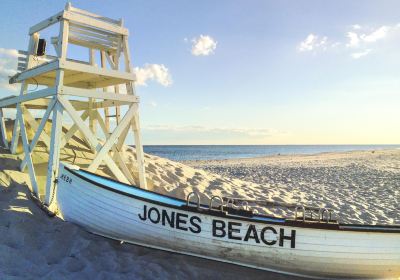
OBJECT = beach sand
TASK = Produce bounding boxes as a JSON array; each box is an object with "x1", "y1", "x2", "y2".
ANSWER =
[{"x1": 0, "y1": 121, "x2": 399, "y2": 279}]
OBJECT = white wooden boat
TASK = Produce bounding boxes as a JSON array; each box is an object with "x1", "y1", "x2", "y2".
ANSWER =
[{"x1": 56, "y1": 164, "x2": 400, "y2": 279}]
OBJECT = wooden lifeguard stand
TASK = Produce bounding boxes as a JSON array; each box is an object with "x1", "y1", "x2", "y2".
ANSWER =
[{"x1": 0, "y1": 3, "x2": 147, "y2": 208}]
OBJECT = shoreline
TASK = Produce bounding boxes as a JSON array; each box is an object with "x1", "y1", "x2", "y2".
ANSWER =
[{"x1": 182, "y1": 147, "x2": 400, "y2": 164}]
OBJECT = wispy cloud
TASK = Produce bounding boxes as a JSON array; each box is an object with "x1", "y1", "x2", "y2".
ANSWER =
[
  {"x1": 298, "y1": 24, "x2": 398, "y2": 59},
  {"x1": 134, "y1": 64, "x2": 172, "y2": 87},
  {"x1": 0, "y1": 48, "x2": 19, "y2": 91},
  {"x1": 298, "y1": 34, "x2": 330, "y2": 52},
  {"x1": 351, "y1": 49, "x2": 372, "y2": 59},
  {"x1": 191, "y1": 35, "x2": 217, "y2": 56},
  {"x1": 143, "y1": 124, "x2": 282, "y2": 138}
]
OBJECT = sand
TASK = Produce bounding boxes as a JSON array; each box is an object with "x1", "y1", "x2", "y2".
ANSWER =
[
  {"x1": 186, "y1": 149, "x2": 400, "y2": 225},
  {"x1": 0, "y1": 120, "x2": 399, "y2": 279}
]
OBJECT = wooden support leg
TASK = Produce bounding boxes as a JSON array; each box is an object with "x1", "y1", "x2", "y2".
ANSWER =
[
  {"x1": 45, "y1": 101, "x2": 63, "y2": 206},
  {"x1": 131, "y1": 104, "x2": 147, "y2": 190},
  {"x1": 0, "y1": 108, "x2": 9, "y2": 148},
  {"x1": 10, "y1": 111, "x2": 20, "y2": 154}
]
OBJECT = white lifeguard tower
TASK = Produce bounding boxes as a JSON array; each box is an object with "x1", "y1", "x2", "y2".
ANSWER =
[{"x1": 0, "y1": 3, "x2": 147, "y2": 209}]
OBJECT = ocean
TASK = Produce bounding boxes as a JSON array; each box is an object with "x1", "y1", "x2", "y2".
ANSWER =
[{"x1": 143, "y1": 145, "x2": 400, "y2": 161}]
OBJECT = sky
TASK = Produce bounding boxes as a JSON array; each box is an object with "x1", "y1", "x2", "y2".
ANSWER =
[{"x1": 0, "y1": 0, "x2": 400, "y2": 145}]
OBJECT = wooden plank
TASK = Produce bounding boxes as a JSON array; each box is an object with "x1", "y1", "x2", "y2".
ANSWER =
[
  {"x1": 69, "y1": 37, "x2": 117, "y2": 53},
  {"x1": 101, "y1": 51, "x2": 110, "y2": 134},
  {"x1": 9, "y1": 60, "x2": 58, "y2": 84},
  {"x1": 44, "y1": 100, "x2": 63, "y2": 206},
  {"x1": 122, "y1": 36, "x2": 147, "y2": 189},
  {"x1": 69, "y1": 6, "x2": 121, "y2": 25},
  {"x1": 21, "y1": 98, "x2": 56, "y2": 171},
  {"x1": 0, "y1": 87, "x2": 57, "y2": 107},
  {"x1": 0, "y1": 109, "x2": 8, "y2": 148},
  {"x1": 60, "y1": 86, "x2": 139, "y2": 102},
  {"x1": 58, "y1": 96, "x2": 129, "y2": 184},
  {"x1": 94, "y1": 111, "x2": 109, "y2": 140},
  {"x1": 22, "y1": 106, "x2": 51, "y2": 148},
  {"x1": 60, "y1": 60, "x2": 136, "y2": 82},
  {"x1": 93, "y1": 110, "x2": 135, "y2": 185},
  {"x1": 87, "y1": 104, "x2": 135, "y2": 172},
  {"x1": 60, "y1": 110, "x2": 89, "y2": 148},
  {"x1": 131, "y1": 105, "x2": 147, "y2": 190},
  {"x1": 29, "y1": 11, "x2": 64, "y2": 35},
  {"x1": 17, "y1": 104, "x2": 39, "y2": 195},
  {"x1": 63, "y1": 10, "x2": 128, "y2": 36},
  {"x1": 58, "y1": 19, "x2": 70, "y2": 59},
  {"x1": 89, "y1": 49, "x2": 97, "y2": 139}
]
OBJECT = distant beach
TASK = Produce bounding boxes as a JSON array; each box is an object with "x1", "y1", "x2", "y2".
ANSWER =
[{"x1": 144, "y1": 144, "x2": 400, "y2": 161}]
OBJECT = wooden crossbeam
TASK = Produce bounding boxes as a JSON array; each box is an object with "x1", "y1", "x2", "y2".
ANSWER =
[
  {"x1": 58, "y1": 96, "x2": 129, "y2": 184},
  {"x1": 29, "y1": 11, "x2": 64, "y2": 35},
  {"x1": 87, "y1": 104, "x2": 135, "y2": 172},
  {"x1": 60, "y1": 110, "x2": 89, "y2": 148},
  {"x1": 93, "y1": 111, "x2": 135, "y2": 185},
  {"x1": 21, "y1": 98, "x2": 56, "y2": 171},
  {"x1": 0, "y1": 87, "x2": 57, "y2": 108},
  {"x1": 22, "y1": 106, "x2": 51, "y2": 148},
  {"x1": 60, "y1": 86, "x2": 139, "y2": 102}
]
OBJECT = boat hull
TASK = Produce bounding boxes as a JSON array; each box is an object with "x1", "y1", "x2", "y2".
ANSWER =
[{"x1": 56, "y1": 165, "x2": 400, "y2": 279}]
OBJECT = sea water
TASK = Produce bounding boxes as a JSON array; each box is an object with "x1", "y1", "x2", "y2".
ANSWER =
[{"x1": 143, "y1": 145, "x2": 400, "y2": 161}]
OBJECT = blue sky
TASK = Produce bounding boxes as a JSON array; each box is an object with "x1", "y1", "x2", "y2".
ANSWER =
[{"x1": 0, "y1": 0, "x2": 400, "y2": 144}]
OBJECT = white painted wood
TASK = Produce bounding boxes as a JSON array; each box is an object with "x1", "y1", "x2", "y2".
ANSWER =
[
  {"x1": 58, "y1": 20, "x2": 70, "y2": 60},
  {"x1": 58, "y1": 96, "x2": 129, "y2": 184},
  {"x1": 29, "y1": 11, "x2": 64, "y2": 35},
  {"x1": 93, "y1": 110, "x2": 136, "y2": 185},
  {"x1": 69, "y1": 5, "x2": 121, "y2": 25},
  {"x1": 22, "y1": 106, "x2": 51, "y2": 148},
  {"x1": 9, "y1": 116, "x2": 20, "y2": 154},
  {"x1": 20, "y1": 98, "x2": 56, "y2": 171},
  {"x1": 45, "y1": 100, "x2": 63, "y2": 205},
  {"x1": 18, "y1": 104, "x2": 39, "y2": 195},
  {"x1": 57, "y1": 165, "x2": 400, "y2": 279},
  {"x1": 60, "y1": 110, "x2": 89, "y2": 148},
  {"x1": 87, "y1": 105, "x2": 135, "y2": 172},
  {"x1": 122, "y1": 35, "x2": 147, "y2": 189},
  {"x1": 60, "y1": 86, "x2": 138, "y2": 102},
  {"x1": 0, "y1": 109, "x2": 9, "y2": 148},
  {"x1": 63, "y1": 10, "x2": 129, "y2": 36},
  {"x1": 0, "y1": 87, "x2": 56, "y2": 107},
  {"x1": 88, "y1": 49, "x2": 96, "y2": 136}
]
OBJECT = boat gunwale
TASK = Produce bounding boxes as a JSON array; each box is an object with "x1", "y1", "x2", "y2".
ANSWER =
[{"x1": 62, "y1": 165, "x2": 400, "y2": 233}]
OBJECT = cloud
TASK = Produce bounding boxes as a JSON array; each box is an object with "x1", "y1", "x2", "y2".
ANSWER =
[
  {"x1": 134, "y1": 64, "x2": 172, "y2": 87},
  {"x1": 346, "y1": 26, "x2": 390, "y2": 48},
  {"x1": 346, "y1": 32, "x2": 360, "y2": 47},
  {"x1": 297, "y1": 33, "x2": 329, "y2": 52},
  {"x1": 299, "y1": 24, "x2": 399, "y2": 59},
  {"x1": 143, "y1": 124, "x2": 280, "y2": 138},
  {"x1": 191, "y1": 35, "x2": 217, "y2": 56},
  {"x1": 361, "y1": 26, "x2": 390, "y2": 42},
  {"x1": 351, "y1": 49, "x2": 372, "y2": 59},
  {"x1": 0, "y1": 48, "x2": 19, "y2": 91}
]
